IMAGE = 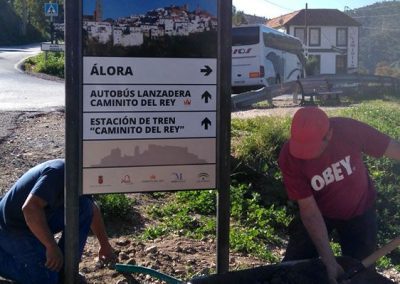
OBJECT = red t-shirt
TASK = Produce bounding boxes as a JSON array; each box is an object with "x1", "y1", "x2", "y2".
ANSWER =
[{"x1": 279, "y1": 117, "x2": 391, "y2": 220}]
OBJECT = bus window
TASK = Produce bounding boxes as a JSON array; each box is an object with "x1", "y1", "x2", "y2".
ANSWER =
[
  {"x1": 263, "y1": 32, "x2": 303, "y2": 54},
  {"x1": 232, "y1": 26, "x2": 260, "y2": 46}
]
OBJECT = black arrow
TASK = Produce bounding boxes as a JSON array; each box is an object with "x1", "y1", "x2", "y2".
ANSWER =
[
  {"x1": 201, "y1": 65, "x2": 212, "y2": 76},
  {"x1": 201, "y1": 117, "x2": 212, "y2": 130},
  {"x1": 201, "y1": 91, "x2": 212, "y2": 103}
]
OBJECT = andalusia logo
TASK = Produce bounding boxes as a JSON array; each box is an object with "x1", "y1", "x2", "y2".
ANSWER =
[{"x1": 197, "y1": 172, "x2": 210, "y2": 182}]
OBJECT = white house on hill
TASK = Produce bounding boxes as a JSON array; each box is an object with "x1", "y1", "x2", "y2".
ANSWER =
[{"x1": 267, "y1": 9, "x2": 361, "y2": 75}]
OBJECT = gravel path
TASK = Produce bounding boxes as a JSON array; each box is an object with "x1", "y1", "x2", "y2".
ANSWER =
[{"x1": 0, "y1": 112, "x2": 21, "y2": 143}]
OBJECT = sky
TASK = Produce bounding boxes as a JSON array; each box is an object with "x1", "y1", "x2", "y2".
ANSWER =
[
  {"x1": 83, "y1": 0, "x2": 217, "y2": 19},
  {"x1": 232, "y1": 0, "x2": 379, "y2": 18}
]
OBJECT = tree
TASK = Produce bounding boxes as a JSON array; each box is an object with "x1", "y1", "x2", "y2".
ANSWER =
[
  {"x1": 232, "y1": 5, "x2": 248, "y2": 26},
  {"x1": 375, "y1": 61, "x2": 400, "y2": 78},
  {"x1": 10, "y1": 0, "x2": 63, "y2": 38}
]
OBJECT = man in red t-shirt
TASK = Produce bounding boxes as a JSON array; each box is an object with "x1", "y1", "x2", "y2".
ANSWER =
[{"x1": 278, "y1": 107, "x2": 400, "y2": 284}]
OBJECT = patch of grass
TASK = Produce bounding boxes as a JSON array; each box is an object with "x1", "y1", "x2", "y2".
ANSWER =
[
  {"x1": 103, "y1": 100, "x2": 400, "y2": 270},
  {"x1": 231, "y1": 115, "x2": 290, "y2": 179},
  {"x1": 230, "y1": 226, "x2": 279, "y2": 262},
  {"x1": 141, "y1": 183, "x2": 291, "y2": 260},
  {"x1": 24, "y1": 52, "x2": 64, "y2": 78},
  {"x1": 143, "y1": 199, "x2": 217, "y2": 240}
]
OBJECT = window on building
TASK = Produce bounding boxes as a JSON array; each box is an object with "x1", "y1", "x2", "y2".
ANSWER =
[
  {"x1": 336, "y1": 55, "x2": 347, "y2": 74},
  {"x1": 294, "y1": 27, "x2": 305, "y2": 44},
  {"x1": 337, "y1": 28, "x2": 348, "y2": 47},
  {"x1": 309, "y1": 28, "x2": 321, "y2": 46}
]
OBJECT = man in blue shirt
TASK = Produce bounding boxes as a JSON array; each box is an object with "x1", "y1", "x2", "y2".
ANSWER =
[{"x1": 0, "y1": 159, "x2": 116, "y2": 283}]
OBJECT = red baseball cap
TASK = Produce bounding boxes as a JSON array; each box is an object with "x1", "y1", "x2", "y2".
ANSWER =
[{"x1": 289, "y1": 107, "x2": 330, "y2": 160}]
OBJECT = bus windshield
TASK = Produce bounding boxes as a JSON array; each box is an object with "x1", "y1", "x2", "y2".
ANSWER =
[
  {"x1": 263, "y1": 32, "x2": 303, "y2": 54},
  {"x1": 232, "y1": 26, "x2": 260, "y2": 46}
]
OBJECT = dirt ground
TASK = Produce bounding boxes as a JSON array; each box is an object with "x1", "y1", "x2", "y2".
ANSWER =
[
  {"x1": 0, "y1": 110, "x2": 268, "y2": 284},
  {"x1": 0, "y1": 108, "x2": 399, "y2": 283}
]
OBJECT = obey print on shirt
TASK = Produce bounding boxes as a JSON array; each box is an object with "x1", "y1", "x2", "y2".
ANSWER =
[{"x1": 311, "y1": 155, "x2": 353, "y2": 191}]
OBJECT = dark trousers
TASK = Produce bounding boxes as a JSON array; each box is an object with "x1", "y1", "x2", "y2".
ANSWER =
[{"x1": 283, "y1": 207, "x2": 377, "y2": 262}]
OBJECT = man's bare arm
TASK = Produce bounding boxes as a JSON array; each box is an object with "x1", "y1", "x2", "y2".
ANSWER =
[
  {"x1": 298, "y1": 196, "x2": 343, "y2": 284},
  {"x1": 90, "y1": 201, "x2": 116, "y2": 263},
  {"x1": 22, "y1": 194, "x2": 63, "y2": 271},
  {"x1": 384, "y1": 139, "x2": 400, "y2": 160}
]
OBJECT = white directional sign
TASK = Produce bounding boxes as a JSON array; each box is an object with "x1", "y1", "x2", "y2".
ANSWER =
[
  {"x1": 41, "y1": 42, "x2": 65, "y2": 52},
  {"x1": 44, "y1": 3, "x2": 58, "y2": 17},
  {"x1": 83, "y1": 58, "x2": 216, "y2": 84},
  {"x1": 83, "y1": 112, "x2": 216, "y2": 140},
  {"x1": 83, "y1": 85, "x2": 216, "y2": 112},
  {"x1": 81, "y1": 1, "x2": 219, "y2": 193}
]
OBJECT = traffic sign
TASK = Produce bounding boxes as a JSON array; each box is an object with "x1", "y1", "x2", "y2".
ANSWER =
[
  {"x1": 65, "y1": 1, "x2": 232, "y2": 280},
  {"x1": 44, "y1": 3, "x2": 58, "y2": 17},
  {"x1": 41, "y1": 42, "x2": 64, "y2": 52},
  {"x1": 79, "y1": 1, "x2": 221, "y2": 194}
]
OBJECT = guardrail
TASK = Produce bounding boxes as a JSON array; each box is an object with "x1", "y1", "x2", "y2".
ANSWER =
[
  {"x1": 231, "y1": 74, "x2": 400, "y2": 110},
  {"x1": 231, "y1": 81, "x2": 299, "y2": 110},
  {"x1": 311, "y1": 74, "x2": 400, "y2": 97}
]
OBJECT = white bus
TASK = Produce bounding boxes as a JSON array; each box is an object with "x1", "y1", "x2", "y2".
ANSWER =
[{"x1": 232, "y1": 24, "x2": 305, "y2": 93}]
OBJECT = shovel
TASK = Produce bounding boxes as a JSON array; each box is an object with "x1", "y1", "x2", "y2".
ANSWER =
[{"x1": 338, "y1": 235, "x2": 400, "y2": 282}]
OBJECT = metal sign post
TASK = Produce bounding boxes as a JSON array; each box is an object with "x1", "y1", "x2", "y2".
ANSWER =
[
  {"x1": 217, "y1": 0, "x2": 232, "y2": 274},
  {"x1": 64, "y1": 0, "x2": 81, "y2": 282}
]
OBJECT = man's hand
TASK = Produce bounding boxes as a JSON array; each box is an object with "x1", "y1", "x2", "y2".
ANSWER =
[
  {"x1": 45, "y1": 243, "x2": 64, "y2": 272},
  {"x1": 324, "y1": 260, "x2": 343, "y2": 284},
  {"x1": 98, "y1": 243, "x2": 117, "y2": 266},
  {"x1": 90, "y1": 201, "x2": 117, "y2": 266},
  {"x1": 297, "y1": 196, "x2": 349, "y2": 283}
]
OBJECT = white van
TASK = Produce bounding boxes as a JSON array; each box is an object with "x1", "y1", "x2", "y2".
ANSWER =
[{"x1": 232, "y1": 24, "x2": 305, "y2": 93}]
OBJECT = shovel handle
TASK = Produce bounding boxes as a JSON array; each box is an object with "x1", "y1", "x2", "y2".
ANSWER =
[
  {"x1": 361, "y1": 235, "x2": 400, "y2": 268},
  {"x1": 338, "y1": 235, "x2": 400, "y2": 282}
]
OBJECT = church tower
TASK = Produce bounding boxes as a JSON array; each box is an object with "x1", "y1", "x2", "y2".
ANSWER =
[{"x1": 95, "y1": 0, "x2": 103, "y2": 21}]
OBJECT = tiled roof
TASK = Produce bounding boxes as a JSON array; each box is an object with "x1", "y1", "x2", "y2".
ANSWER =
[
  {"x1": 266, "y1": 9, "x2": 361, "y2": 28},
  {"x1": 266, "y1": 11, "x2": 300, "y2": 28}
]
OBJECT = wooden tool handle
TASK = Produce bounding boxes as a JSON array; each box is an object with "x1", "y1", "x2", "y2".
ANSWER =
[{"x1": 362, "y1": 235, "x2": 400, "y2": 268}]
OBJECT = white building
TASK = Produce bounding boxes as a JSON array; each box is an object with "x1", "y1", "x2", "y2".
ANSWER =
[
  {"x1": 113, "y1": 26, "x2": 144, "y2": 46},
  {"x1": 267, "y1": 9, "x2": 361, "y2": 75},
  {"x1": 83, "y1": 5, "x2": 217, "y2": 47},
  {"x1": 84, "y1": 21, "x2": 112, "y2": 44}
]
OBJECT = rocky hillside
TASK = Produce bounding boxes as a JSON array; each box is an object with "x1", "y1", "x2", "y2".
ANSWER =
[{"x1": 347, "y1": 1, "x2": 400, "y2": 75}]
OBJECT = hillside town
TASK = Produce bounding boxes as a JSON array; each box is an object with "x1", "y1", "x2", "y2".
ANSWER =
[{"x1": 83, "y1": 4, "x2": 217, "y2": 47}]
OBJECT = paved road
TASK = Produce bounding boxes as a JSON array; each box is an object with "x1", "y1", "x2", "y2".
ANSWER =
[
  {"x1": 0, "y1": 44, "x2": 65, "y2": 142},
  {"x1": 0, "y1": 44, "x2": 65, "y2": 111}
]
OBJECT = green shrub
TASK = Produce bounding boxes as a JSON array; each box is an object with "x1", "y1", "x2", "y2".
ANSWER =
[
  {"x1": 175, "y1": 190, "x2": 216, "y2": 215},
  {"x1": 231, "y1": 116, "x2": 290, "y2": 184},
  {"x1": 96, "y1": 194, "x2": 135, "y2": 222},
  {"x1": 231, "y1": 116, "x2": 292, "y2": 208},
  {"x1": 24, "y1": 52, "x2": 65, "y2": 78}
]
